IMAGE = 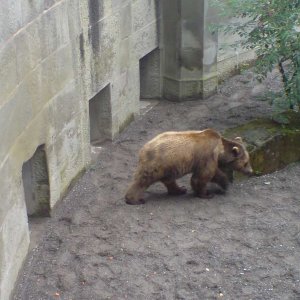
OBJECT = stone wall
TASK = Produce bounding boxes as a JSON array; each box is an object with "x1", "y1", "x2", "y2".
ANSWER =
[
  {"x1": 0, "y1": 0, "x2": 256, "y2": 298},
  {"x1": 160, "y1": 0, "x2": 255, "y2": 101},
  {"x1": 161, "y1": 0, "x2": 219, "y2": 101},
  {"x1": 217, "y1": 16, "x2": 256, "y2": 81},
  {"x1": 0, "y1": 1, "x2": 160, "y2": 299}
]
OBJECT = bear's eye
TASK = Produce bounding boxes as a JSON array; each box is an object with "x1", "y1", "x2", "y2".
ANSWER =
[{"x1": 244, "y1": 162, "x2": 248, "y2": 167}]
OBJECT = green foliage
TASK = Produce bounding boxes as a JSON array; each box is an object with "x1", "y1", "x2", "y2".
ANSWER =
[{"x1": 211, "y1": 0, "x2": 300, "y2": 109}]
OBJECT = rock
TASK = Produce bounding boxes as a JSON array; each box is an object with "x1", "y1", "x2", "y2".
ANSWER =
[
  {"x1": 224, "y1": 110, "x2": 300, "y2": 177},
  {"x1": 251, "y1": 84, "x2": 266, "y2": 97}
]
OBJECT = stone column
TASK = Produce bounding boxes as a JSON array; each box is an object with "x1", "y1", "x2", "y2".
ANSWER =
[{"x1": 161, "y1": 0, "x2": 218, "y2": 101}]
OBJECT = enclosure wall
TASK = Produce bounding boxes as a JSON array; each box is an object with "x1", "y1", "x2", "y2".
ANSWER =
[{"x1": 0, "y1": 1, "x2": 160, "y2": 299}]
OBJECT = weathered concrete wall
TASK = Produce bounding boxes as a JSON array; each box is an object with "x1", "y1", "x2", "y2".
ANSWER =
[
  {"x1": 0, "y1": 1, "x2": 160, "y2": 299},
  {"x1": 0, "y1": 0, "x2": 255, "y2": 297},
  {"x1": 160, "y1": 0, "x2": 254, "y2": 101},
  {"x1": 217, "y1": 16, "x2": 256, "y2": 81},
  {"x1": 161, "y1": 0, "x2": 219, "y2": 100}
]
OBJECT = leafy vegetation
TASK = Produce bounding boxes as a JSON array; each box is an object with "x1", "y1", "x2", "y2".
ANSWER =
[{"x1": 211, "y1": 0, "x2": 300, "y2": 110}]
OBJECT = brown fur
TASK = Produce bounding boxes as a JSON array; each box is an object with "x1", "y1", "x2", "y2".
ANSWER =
[{"x1": 125, "y1": 129, "x2": 253, "y2": 205}]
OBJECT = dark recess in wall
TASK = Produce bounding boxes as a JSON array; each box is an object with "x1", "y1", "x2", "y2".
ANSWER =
[
  {"x1": 88, "y1": 0, "x2": 102, "y2": 52},
  {"x1": 79, "y1": 33, "x2": 85, "y2": 61}
]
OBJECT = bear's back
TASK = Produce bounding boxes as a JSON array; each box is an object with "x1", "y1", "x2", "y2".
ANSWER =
[{"x1": 139, "y1": 129, "x2": 223, "y2": 165}]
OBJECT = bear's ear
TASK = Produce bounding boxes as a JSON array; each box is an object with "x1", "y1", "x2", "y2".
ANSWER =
[
  {"x1": 232, "y1": 146, "x2": 240, "y2": 157},
  {"x1": 234, "y1": 137, "x2": 243, "y2": 143}
]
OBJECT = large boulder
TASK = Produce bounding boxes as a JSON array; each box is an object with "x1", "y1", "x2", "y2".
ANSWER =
[{"x1": 223, "y1": 110, "x2": 300, "y2": 178}]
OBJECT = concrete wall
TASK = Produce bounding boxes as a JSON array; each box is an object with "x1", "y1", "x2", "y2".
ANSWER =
[
  {"x1": 0, "y1": 0, "x2": 255, "y2": 298},
  {"x1": 216, "y1": 16, "x2": 256, "y2": 81},
  {"x1": 0, "y1": 1, "x2": 160, "y2": 299},
  {"x1": 160, "y1": 0, "x2": 255, "y2": 101},
  {"x1": 162, "y1": 0, "x2": 218, "y2": 100}
]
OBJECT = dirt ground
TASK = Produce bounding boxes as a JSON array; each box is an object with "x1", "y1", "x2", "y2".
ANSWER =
[{"x1": 13, "y1": 70, "x2": 300, "y2": 300}]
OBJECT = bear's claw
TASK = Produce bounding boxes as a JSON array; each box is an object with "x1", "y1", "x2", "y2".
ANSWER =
[
  {"x1": 125, "y1": 197, "x2": 145, "y2": 205},
  {"x1": 196, "y1": 192, "x2": 214, "y2": 199}
]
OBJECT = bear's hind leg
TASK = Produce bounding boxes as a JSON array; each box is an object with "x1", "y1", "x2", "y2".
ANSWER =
[{"x1": 161, "y1": 179, "x2": 187, "y2": 196}]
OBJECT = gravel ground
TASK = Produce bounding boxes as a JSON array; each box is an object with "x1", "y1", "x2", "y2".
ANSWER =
[{"x1": 13, "y1": 70, "x2": 300, "y2": 300}]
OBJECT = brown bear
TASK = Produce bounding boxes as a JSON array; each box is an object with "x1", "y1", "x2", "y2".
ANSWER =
[{"x1": 125, "y1": 129, "x2": 253, "y2": 205}]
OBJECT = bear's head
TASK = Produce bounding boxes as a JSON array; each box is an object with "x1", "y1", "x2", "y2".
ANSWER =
[
  {"x1": 220, "y1": 137, "x2": 253, "y2": 176},
  {"x1": 230, "y1": 137, "x2": 253, "y2": 175}
]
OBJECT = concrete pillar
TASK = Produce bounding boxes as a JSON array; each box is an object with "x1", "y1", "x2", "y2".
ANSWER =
[{"x1": 162, "y1": 0, "x2": 218, "y2": 101}]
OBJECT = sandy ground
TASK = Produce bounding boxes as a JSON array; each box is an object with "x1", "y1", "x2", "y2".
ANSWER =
[{"x1": 13, "y1": 70, "x2": 300, "y2": 300}]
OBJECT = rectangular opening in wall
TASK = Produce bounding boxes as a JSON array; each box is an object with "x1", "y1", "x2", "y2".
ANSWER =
[
  {"x1": 22, "y1": 145, "x2": 50, "y2": 218},
  {"x1": 139, "y1": 47, "x2": 161, "y2": 100},
  {"x1": 89, "y1": 84, "x2": 112, "y2": 146}
]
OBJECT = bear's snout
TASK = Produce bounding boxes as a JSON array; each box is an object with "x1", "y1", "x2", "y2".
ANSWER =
[{"x1": 242, "y1": 167, "x2": 253, "y2": 176}]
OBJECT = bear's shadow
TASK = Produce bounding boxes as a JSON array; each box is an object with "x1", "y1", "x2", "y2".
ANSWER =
[{"x1": 144, "y1": 182, "x2": 225, "y2": 204}]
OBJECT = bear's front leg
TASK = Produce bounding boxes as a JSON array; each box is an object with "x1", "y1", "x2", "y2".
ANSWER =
[
  {"x1": 211, "y1": 168, "x2": 229, "y2": 192},
  {"x1": 125, "y1": 168, "x2": 157, "y2": 205},
  {"x1": 125, "y1": 181, "x2": 148, "y2": 205},
  {"x1": 190, "y1": 163, "x2": 217, "y2": 198},
  {"x1": 161, "y1": 179, "x2": 187, "y2": 196}
]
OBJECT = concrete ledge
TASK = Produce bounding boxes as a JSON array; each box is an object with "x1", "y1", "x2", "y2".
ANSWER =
[
  {"x1": 163, "y1": 75, "x2": 218, "y2": 101},
  {"x1": 217, "y1": 51, "x2": 256, "y2": 83}
]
